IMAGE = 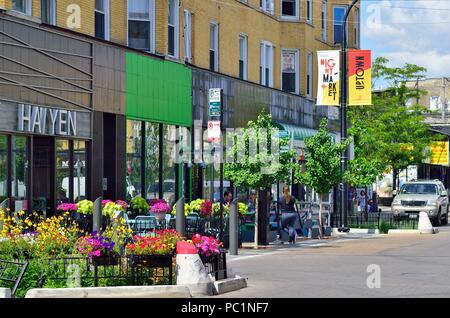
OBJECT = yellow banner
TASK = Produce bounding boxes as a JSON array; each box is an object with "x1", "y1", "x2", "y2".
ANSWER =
[
  {"x1": 430, "y1": 141, "x2": 449, "y2": 165},
  {"x1": 348, "y1": 50, "x2": 372, "y2": 106}
]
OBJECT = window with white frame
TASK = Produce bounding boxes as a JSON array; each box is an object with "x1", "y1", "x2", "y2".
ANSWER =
[
  {"x1": 41, "y1": 0, "x2": 56, "y2": 25},
  {"x1": 307, "y1": 53, "x2": 313, "y2": 97},
  {"x1": 183, "y1": 10, "x2": 192, "y2": 62},
  {"x1": 128, "y1": 0, "x2": 155, "y2": 52},
  {"x1": 281, "y1": 0, "x2": 298, "y2": 18},
  {"x1": 210, "y1": 23, "x2": 219, "y2": 72},
  {"x1": 306, "y1": 0, "x2": 312, "y2": 23},
  {"x1": 260, "y1": 42, "x2": 274, "y2": 88},
  {"x1": 260, "y1": 0, "x2": 274, "y2": 14},
  {"x1": 168, "y1": 0, "x2": 179, "y2": 58},
  {"x1": 95, "y1": 0, "x2": 110, "y2": 40},
  {"x1": 322, "y1": 0, "x2": 327, "y2": 41},
  {"x1": 239, "y1": 34, "x2": 248, "y2": 80},
  {"x1": 12, "y1": 0, "x2": 31, "y2": 15},
  {"x1": 333, "y1": 6, "x2": 347, "y2": 44},
  {"x1": 354, "y1": 7, "x2": 359, "y2": 47},
  {"x1": 281, "y1": 49, "x2": 299, "y2": 94}
]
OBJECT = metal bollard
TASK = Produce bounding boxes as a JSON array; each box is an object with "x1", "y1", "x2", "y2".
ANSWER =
[
  {"x1": 176, "y1": 197, "x2": 185, "y2": 237},
  {"x1": 229, "y1": 199, "x2": 239, "y2": 255},
  {"x1": 93, "y1": 197, "x2": 103, "y2": 232}
]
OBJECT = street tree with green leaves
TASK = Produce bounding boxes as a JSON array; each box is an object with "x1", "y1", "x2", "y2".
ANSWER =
[
  {"x1": 296, "y1": 118, "x2": 351, "y2": 237},
  {"x1": 348, "y1": 57, "x2": 440, "y2": 191},
  {"x1": 224, "y1": 110, "x2": 297, "y2": 246}
]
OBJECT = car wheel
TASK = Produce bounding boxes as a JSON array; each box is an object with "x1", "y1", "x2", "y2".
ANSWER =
[
  {"x1": 433, "y1": 210, "x2": 442, "y2": 227},
  {"x1": 442, "y1": 212, "x2": 449, "y2": 225}
]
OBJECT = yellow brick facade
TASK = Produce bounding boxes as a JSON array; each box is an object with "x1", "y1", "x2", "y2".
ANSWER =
[{"x1": 2, "y1": 0, "x2": 359, "y2": 99}]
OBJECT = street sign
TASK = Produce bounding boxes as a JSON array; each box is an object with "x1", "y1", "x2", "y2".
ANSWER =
[
  {"x1": 209, "y1": 88, "x2": 222, "y2": 117},
  {"x1": 207, "y1": 120, "x2": 221, "y2": 142},
  {"x1": 278, "y1": 130, "x2": 290, "y2": 153}
]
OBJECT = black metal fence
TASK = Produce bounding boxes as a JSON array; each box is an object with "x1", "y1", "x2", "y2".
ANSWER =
[
  {"x1": 40, "y1": 255, "x2": 174, "y2": 288},
  {"x1": 200, "y1": 250, "x2": 227, "y2": 281},
  {"x1": 0, "y1": 259, "x2": 28, "y2": 296},
  {"x1": 331, "y1": 212, "x2": 418, "y2": 231}
]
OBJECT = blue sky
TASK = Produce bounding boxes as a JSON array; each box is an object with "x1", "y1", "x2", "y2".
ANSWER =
[{"x1": 361, "y1": 0, "x2": 450, "y2": 89}]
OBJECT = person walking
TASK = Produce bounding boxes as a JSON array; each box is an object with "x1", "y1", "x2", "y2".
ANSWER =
[{"x1": 279, "y1": 185, "x2": 297, "y2": 244}]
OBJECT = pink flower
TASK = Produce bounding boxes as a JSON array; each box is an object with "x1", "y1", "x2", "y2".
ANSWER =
[{"x1": 150, "y1": 202, "x2": 171, "y2": 214}]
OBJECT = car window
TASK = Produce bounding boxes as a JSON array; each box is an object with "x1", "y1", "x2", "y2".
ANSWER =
[{"x1": 400, "y1": 184, "x2": 438, "y2": 195}]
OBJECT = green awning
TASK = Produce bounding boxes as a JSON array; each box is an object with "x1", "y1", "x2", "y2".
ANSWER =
[
  {"x1": 273, "y1": 122, "x2": 337, "y2": 142},
  {"x1": 273, "y1": 122, "x2": 319, "y2": 141}
]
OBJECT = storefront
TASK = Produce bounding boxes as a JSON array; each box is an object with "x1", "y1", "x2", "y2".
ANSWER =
[
  {"x1": 124, "y1": 52, "x2": 192, "y2": 206},
  {"x1": 0, "y1": 101, "x2": 91, "y2": 213},
  {"x1": 0, "y1": 14, "x2": 93, "y2": 214}
]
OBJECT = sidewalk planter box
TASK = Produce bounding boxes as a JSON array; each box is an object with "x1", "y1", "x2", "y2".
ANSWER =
[{"x1": 128, "y1": 254, "x2": 173, "y2": 268}]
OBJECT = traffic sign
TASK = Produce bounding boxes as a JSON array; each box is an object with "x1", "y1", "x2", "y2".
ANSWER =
[{"x1": 209, "y1": 88, "x2": 222, "y2": 117}]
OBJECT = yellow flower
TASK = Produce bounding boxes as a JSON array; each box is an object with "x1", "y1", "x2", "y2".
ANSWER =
[{"x1": 18, "y1": 210, "x2": 25, "y2": 216}]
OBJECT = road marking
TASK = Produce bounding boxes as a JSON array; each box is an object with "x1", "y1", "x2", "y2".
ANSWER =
[{"x1": 227, "y1": 251, "x2": 283, "y2": 262}]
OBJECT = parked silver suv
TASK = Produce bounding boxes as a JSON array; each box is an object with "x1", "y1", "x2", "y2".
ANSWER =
[{"x1": 391, "y1": 180, "x2": 449, "y2": 226}]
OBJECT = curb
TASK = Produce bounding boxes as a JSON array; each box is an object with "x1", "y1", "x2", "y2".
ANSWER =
[
  {"x1": 213, "y1": 276, "x2": 247, "y2": 295},
  {"x1": 332, "y1": 228, "x2": 380, "y2": 234},
  {"x1": 25, "y1": 285, "x2": 192, "y2": 298},
  {"x1": 0, "y1": 288, "x2": 11, "y2": 298},
  {"x1": 387, "y1": 229, "x2": 420, "y2": 234}
]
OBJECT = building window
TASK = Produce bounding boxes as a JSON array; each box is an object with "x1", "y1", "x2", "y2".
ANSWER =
[
  {"x1": 41, "y1": 0, "x2": 56, "y2": 25},
  {"x1": 260, "y1": 42, "x2": 274, "y2": 88},
  {"x1": 56, "y1": 140, "x2": 70, "y2": 204},
  {"x1": 11, "y1": 135, "x2": 28, "y2": 210},
  {"x1": 210, "y1": 23, "x2": 219, "y2": 72},
  {"x1": 306, "y1": 0, "x2": 312, "y2": 23},
  {"x1": 168, "y1": 0, "x2": 179, "y2": 58},
  {"x1": 322, "y1": 0, "x2": 327, "y2": 41},
  {"x1": 95, "y1": 0, "x2": 110, "y2": 40},
  {"x1": 333, "y1": 6, "x2": 346, "y2": 44},
  {"x1": 354, "y1": 7, "x2": 359, "y2": 47},
  {"x1": 163, "y1": 125, "x2": 177, "y2": 206},
  {"x1": 73, "y1": 141, "x2": 87, "y2": 202},
  {"x1": 260, "y1": 0, "x2": 274, "y2": 14},
  {"x1": 281, "y1": 0, "x2": 297, "y2": 18},
  {"x1": 126, "y1": 120, "x2": 142, "y2": 200},
  {"x1": 12, "y1": 0, "x2": 32, "y2": 15},
  {"x1": 239, "y1": 34, "x2": 248, "y2": 80},
  {"x1": 282, "y1": 49, "x2": 299, "y2": 94},
  {"x1": 128, "y1": 0, "x2": 154, "y2": 52},
  {"x1": 307, "y1": 52, "x2": 313, "y2": 97},
  {"x1": 183, "y1": 9, "x2": 192, "y2": 62},
  {"x1": 145, "y1": 122, "x2": 160, "y2": 201}
]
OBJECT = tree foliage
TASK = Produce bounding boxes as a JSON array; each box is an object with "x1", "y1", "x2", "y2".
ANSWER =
[{"x1": 296, "y1": 118, "x2": 350, "y2": 195}]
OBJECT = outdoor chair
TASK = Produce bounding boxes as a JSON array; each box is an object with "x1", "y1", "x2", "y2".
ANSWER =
[{"x1": 133, "y1": 216, "x2": 156, "y2": 235}]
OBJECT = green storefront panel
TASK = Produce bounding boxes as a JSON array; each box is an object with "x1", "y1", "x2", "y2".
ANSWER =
[{"x1": 126, "y1": 52, "x2": 192, "y2": 127}]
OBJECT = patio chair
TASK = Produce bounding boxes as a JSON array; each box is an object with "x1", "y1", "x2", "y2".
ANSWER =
[{"x1": 133, "y1": 216, "x2": 156, "y2": 235}]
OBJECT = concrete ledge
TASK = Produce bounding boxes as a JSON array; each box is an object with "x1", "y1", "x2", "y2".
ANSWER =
[
  {"x1": 25, "y1": 285, "x2": 192, "y2": 298},
  {"x1": 213, "y1": 276, "x2": 247, "y2": 295},
  {"x1": 332, "y1": 228, "x2": 379, "y2": 234},
  {"x1": 0, "y1": 288, "x2": 11, "y2": 298},
  {"x1": 388, "y1": 229, "x2": 421, "y2": 235}
]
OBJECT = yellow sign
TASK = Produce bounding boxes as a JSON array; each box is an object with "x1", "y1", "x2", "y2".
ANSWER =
[
  {"x1": 348, "y1": 50, "x2": 372, "y2": 106},
  {"x1": 430, "y1": 141, "x2": 449, "y2": 165}
]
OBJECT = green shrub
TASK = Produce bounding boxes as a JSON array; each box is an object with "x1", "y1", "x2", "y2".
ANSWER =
[{"x1": 379, "y1": 221, "x2": 390, "y2": 234}]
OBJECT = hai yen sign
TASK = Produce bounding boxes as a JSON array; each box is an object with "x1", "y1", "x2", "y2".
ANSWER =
[{"x1": 18, "y1": 104, "x2": 77, "y2": 137}]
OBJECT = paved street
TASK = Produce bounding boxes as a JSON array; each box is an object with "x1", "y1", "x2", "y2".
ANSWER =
[{"x1": 219, "y1": 224, "x2": 450, "y2": 298}]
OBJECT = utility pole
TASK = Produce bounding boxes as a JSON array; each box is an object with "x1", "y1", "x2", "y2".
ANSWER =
[{"x1": 441, "y1": 77, "x2": 449, "y2": 121}]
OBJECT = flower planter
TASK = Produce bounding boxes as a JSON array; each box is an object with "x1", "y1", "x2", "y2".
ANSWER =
[
  {"x1": 91, "y1": 255, "x2": 120, "y2": 266},
  {"x1": 128, "y1": 253, "x2": 173, "y2": 268}
]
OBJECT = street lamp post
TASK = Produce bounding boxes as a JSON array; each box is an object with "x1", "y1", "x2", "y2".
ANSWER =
[{"x1": 339, "y1": 0, "x2": 360, "y2": 229}]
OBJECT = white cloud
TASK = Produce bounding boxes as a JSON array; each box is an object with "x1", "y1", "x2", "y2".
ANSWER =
[{"x1": 362, "y1": 0, "x2": 450, "y2": 77}]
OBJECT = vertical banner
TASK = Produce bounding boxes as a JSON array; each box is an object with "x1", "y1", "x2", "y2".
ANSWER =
[
  {"x1": 317, "y1": 50, "x2": 340, "y2": 106},
  {"x1": 348, "y1": 50, "x2": 372, "y2": 105}
]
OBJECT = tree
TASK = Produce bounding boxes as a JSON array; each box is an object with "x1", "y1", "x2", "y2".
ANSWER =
[
  {"x1": 296, "y1": 118, "x2": 350, "y2": 237},
  {"x1": 348, "y1": 57, "x2": 439, "y2": 191},
  {"x1": 224, "y1": 110, "x2": 296, "y2": 247}
]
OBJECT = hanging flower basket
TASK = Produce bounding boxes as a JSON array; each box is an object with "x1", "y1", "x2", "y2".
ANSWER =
[
  {"x1": 91, "y1": 255, "x2": 120, "y2": 266},
  {"x1": 128, "y1": 253, "x2": 173, "y2": 268}
]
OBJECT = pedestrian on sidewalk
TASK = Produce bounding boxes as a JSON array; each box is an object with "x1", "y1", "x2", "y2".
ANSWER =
[{"x1": 279, "y1": 185, "x2": 297, "y2": 244}]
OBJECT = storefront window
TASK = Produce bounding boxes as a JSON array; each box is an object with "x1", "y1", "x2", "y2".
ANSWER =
[
  {"x1": 126, "y1": 120, "x2": 142, "y2": 200},
  {"x1": 163, "y1": 124, "x2": 176, "y2": 205},
  {"x1": 145, "y1": 122, "x2": 159, "y2": 200},
  {"x1": 73, "y1": 140, "x2": 87, "y2": 202},
  {"x1": 12, "y1": 135, "x2": 28, "y2": 210},
  {"x1": 0, "y1": 135, "x2": 7, "y2": 203},
  {"x1": 56, "y1": 139, "x2": 70, "y2": 204}
]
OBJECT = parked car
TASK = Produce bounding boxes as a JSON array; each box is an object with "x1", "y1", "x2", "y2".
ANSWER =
[{"x1": 391, "y1": 180, "x2": 448, "y2": 226}]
